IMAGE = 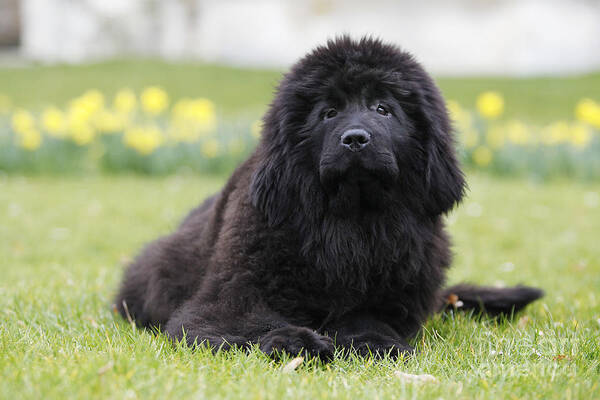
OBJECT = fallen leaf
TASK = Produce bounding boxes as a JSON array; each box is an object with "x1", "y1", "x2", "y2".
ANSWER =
[
  {"x1": 446, "y1": 293, "x2": 459, "y2": 305},
  {"x1": 518, "y1": 316, "x2": 530, "y2": 328},
  {"x1": 85, "y1": 316, "x2": 99, "y2": 328},
  {"x1": 446, "y1": 293, "x2": 464, "y2": 308},
  {"x1": 282, "y1": 357, "x2": 304, "y2": 373},
  {"x1": 97, "y1": 361, "x2": 114, "y2": 375},
  {"x1": 394, "y1": 371, "x2": 438, "y2": 383}
]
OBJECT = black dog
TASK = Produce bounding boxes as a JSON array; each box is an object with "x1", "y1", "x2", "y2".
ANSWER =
[{"x1": 115, "y1": 37, "x2": 542, "y2": 359}]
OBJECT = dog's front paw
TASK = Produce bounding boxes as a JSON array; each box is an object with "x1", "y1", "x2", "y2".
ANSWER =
[
  {"x1": 259, "y1": 326, "x2": 334, "y2": 360},
  {"x1": 342, "y1": 333, "x2": 414, "y2": 359}
]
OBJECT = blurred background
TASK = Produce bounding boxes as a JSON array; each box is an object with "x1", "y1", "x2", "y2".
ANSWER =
[
  {"x1": 5, "y1": 0, "x2": 600, "y2": 74},
  {"x1": 0, "y1": 0, "x2": 599, "y2": 176}
]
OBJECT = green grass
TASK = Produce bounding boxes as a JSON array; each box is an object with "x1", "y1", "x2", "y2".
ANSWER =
[
  {"x1": 1, "y1": 60, "x2": 599, "y2": 122},
  {"x1": 1, "y1": 172, "x2": 599, "y2": 399},
  {"x1": 0, "y1": 60, "x2": 280, "y2": 117},
  {"x1": 437, "y1": 74, "x2": 600, "y2": 123}
]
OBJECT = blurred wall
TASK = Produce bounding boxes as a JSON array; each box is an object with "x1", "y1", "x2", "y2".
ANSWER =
[
  {"x1": 18, "y1": 0, "x2": 600, "y2": 75},
  {"x1": 0, "y1": 0, "x2": 20, "y2": 46}
]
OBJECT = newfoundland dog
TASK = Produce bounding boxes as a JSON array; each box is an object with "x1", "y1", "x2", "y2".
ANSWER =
[{"x1": 115, "y1": 37, "x2": 542, "y2": 359}]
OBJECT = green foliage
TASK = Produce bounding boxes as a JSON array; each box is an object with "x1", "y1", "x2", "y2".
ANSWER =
[
  {"x1": 0, "y1": 89, "x2": 260, "y2": 175},
  {"x1": 451, "y1": 99, "x2": 600, "y2": 180},
  {"x1": 1, "y1": 62, "x2": 599, "y2": 179},
  {"x1": 1, "y1": 87, "x2": 599, "y2": 179}
]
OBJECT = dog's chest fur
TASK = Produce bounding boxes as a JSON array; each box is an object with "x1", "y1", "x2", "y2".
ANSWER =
[{"x1": 254, "y1": 210, "x2": 439, "y2": 324}]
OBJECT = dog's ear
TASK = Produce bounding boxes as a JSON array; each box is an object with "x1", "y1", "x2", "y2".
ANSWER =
[
  {"x1": 250, "y1": 149, "x2": 293, "y2": 227},
  {"x1": 415, "y1": 81, "x2": 466, "y2": 216},
  {"x1": 249, "y1": 114, "x2": 299, "y2": 227}
]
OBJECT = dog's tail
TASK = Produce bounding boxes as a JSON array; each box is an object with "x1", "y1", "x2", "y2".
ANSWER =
[{"x1": 438, "y1": 284, "x2": 544, "y2": 317}]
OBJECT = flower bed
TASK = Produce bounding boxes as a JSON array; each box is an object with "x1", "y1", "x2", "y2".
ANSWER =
[{"x1": 0, "y1": 88, "x2": 598, "y2": 178}]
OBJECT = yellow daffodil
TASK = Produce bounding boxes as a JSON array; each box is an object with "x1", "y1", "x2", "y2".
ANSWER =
[
  {"x1": 66, "y1": 100, "x2": 97, "y2": 145},
  {"x1": 506, "y1": 120, "x2": 531, "y2": 145},
  {"x1": 123, "y1": 126, "x2": 163, "y2": 155},
  {"x1": 575, "y1": 98, "x2": 600, "y2": 128},
  {"x1": 93, "y1": 110, "x2": 125, "y2": 133},
  {"x1": 171, "y1": 98, "x2": 188, "y2": 117},
  {"x1": 448, "y1": 100, "x2": 474, "y2": 133},
  {"x1": 68, "y1": 97, "x2": 96, "y2": 126},
  {"x1": 70, "y1": 121, "x2": 95, "y2": 145},
  {"x1": 476, "y1": 91, "x2": 504, "y2": 119},
  {"x1": 541, "y1": 121, "x2": 570, "y2": 145},
  {"x1": 78, "y1": 90, "x2": 105, "y2": 115},
  {"x1": 472, "y1": 146, "x2": 493, "y2": 167},
  {"x1": 170, "y1": 98, "x2": 217, "y2": 141},
  {"x1": 201, "y1": 138, "x2": 220, "y2": 159},
  {"x1": 189, "y1": 99, "x2": 216, "y2": 130},
  {"x1": 569, "y1": 123, "x2": 591, "y2": 149},
  {"x1": 141, "y1": 86, "x2": 169, "y2": 115},
  {"x1": 11, "y1": 109, "x2": 36, "y2": 134},
  {"x1": 447, "y1": 100, "x2": 462, "y2": 122},
  {"x1": 17, "y1": 128, "x2": 43, "y2": 151},
  {"x1": 250, "y1": 120, "x2": 262, "y2": 139},
  {"x1": 113, "y1": 89, "x2": 137, "y2": 114},
  {"x1": 41, "y1": 107, "x2": 67, "y2": 137}
]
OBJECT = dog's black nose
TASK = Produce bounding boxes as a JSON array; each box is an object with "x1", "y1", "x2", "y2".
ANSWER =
[{"x1": 340, "y1": 129, "x2": 370, "y2": 152}]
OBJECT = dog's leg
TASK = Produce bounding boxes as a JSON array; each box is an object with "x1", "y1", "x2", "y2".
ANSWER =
[
  {"x1": 325, "y1": 313, "x2": 414, "y2": 358},
  {"x1": 165, "y1": 296, "x2": 335, "y2": 360},
  {"x1": 114, "y1": 231, "x2": 207, "y2": 329}
]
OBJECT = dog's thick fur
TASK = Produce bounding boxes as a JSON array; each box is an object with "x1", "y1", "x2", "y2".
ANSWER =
[{"x1": 115, "y1": 37, "x2": 542, "y2": 359}]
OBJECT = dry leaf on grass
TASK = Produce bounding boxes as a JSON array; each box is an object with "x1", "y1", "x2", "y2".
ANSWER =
[
  {"x1": 446, "y1": 293, "x2": 464, "y2": 308},
  {"x1": 553, "y1": 354, "x2": 572, "y2": 361},
  {"x1": 518, "y1": 315, "x2": 530, "y2": 328},
  {"x1": 282, "y1": 357, "x2": 304, "y2": 373},
  {"x1": 394, "y1": 371, "x2": 438, "y2": 383},
  {"x1": 97, "y1": 361, "x2": 114, "y2": 375}
]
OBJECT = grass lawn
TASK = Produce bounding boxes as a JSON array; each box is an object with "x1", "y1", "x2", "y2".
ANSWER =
[
  {"x1": 1, "y1": 172, "x2": 599, "y2": 399},
  {"x1": 1, "y1": 60, "x2": 599, "y2": 122}
]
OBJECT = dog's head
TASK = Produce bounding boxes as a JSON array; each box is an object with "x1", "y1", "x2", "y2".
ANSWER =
[{"x1": 251, "y1": 36, "x2": 465, "y2": 226}]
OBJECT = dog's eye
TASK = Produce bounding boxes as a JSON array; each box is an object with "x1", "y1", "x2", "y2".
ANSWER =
[
  {"x1": 324, "y1": 108, "x2": 338, "y2": 119},
  {"x1": 376, "y1": 104, "x2": 389, "y2": 116}
]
